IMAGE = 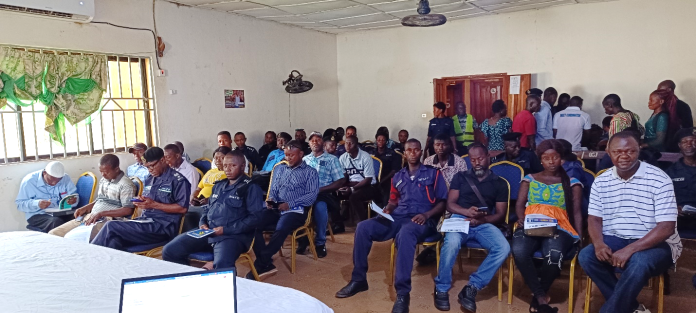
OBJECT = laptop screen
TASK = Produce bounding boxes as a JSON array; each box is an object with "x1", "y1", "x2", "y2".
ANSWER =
[{"x1": 119, "y1": 268, "x2": 237, "y2": 313}]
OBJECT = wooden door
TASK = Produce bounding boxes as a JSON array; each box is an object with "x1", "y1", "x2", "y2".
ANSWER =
[
  {"x1": 506, "y1": 74, "x2": 531, "y2": 119},
  {"x1": 469, "y1": 77, "x2": 506, "y2": 124}
]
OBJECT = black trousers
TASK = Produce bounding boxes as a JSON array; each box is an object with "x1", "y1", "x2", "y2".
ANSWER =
[
  {"x1": 27, "y1": 214, "x2": 70, "y2": 233},
  {"x1": 163, "y1": 234, "x2": 250, "y2": 269}
]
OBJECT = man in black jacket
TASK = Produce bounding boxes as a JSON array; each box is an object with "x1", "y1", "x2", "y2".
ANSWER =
[{"x1": 162, "y1": 150, "x2": 264, "y2": 269}]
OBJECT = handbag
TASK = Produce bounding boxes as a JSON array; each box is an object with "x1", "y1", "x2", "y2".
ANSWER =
[{"x1": 463, "y1": 175, "x2": 512, "y2": 239}]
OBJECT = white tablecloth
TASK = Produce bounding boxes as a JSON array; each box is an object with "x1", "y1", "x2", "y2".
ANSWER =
[{"x1": 0, "y1": 231, "x2": 333, "y2": 313}]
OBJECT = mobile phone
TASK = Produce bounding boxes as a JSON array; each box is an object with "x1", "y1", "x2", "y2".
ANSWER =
[
  {"x1": 479, "y1": 207, "x2": 494, "y2": 215},
  {"x1": 76, "y1": 215, "x2": 84, "y2": 222},
  {"x1": 131, "y1": 198, "x2": 143, "y2": 202},
  {"x1": 266, "y1": 200, "x2": 277, "y2": 209}
]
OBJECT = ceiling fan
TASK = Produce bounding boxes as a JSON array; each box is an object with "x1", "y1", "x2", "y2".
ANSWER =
[{"x1": 401, "y1": 0, "x2": 447, "y2": 27}]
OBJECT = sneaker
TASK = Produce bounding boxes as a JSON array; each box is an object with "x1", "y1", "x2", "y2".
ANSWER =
[
  {"x1": 458, "y1": 285, "x2": 478, "y2": 312},
  {"x1": 246, "y1": 264, "x2": 277, "y2": 281},
  {"x1": 392, "y1": 294, "x2": 410, "y2": 313},
  {"x1": 634, "y1": 304, "x2": 651, "y2": 313},
  {"x1": 433, "y1": 289, "x2": 450, "y2": 311},
  {"x1": 316, "y1": 245, "x2": 327, "y2": 258}
]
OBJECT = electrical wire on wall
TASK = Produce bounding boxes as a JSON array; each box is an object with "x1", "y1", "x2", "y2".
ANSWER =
[{"x1": 91, "y1": 21, "x2": 162, "y2": 71}]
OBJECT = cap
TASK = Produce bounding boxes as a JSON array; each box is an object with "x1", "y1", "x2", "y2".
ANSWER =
[
  {"x1": 142, "y1": 147, "x2": 164, "y2": 163},
  {"x1": 502, "y1": 132, "x2": 522, "y2": 142},
  {"x1": 674, "y1": 127, "x2": 696, "y2": 144},
  {"x1": 128, "y1": 143, "x2": 148, "y2": 154},
  {"x1": 45, "y1": 161, "x2": 65, "y2": 178},
  {"x1": 526, "y1": 88, "x2": 543, "y2": 96},
  {"x1": 308, "y1": 131, "x2": 322, "y2": 141},
  {"x1": 295, "y1": 128, "x2": 305, "y2": 132}
]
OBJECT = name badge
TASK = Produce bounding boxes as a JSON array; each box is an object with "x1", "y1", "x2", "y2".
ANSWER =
[
  {"x1": 158, "y1": 187, "x2": 172, "y2": 193},
  {"x1": 673, "y1": 177, "x2": 685, "y2": 182}
]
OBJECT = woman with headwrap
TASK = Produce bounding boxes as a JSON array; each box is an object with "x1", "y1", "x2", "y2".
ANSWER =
[{"x1": 642, "y1": 89, "x2": 680, "y2": 152}]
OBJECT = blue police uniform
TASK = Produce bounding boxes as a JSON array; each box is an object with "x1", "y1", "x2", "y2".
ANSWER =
[
  {"x1": 162, "y1": 177, "x2": 264, "y2": 269},
  {"x1": 428, "y1": 117, "x2": 455, "y2": 139},
  {"x1": 351, "y1": 164, "x2": 448, "y2": 295},
  {"x1": 491, "y1": 148, "x2": 543, "y2": 175},
  {"x1": 92, "y1": 167, "x2": 191, "y2": 251}
]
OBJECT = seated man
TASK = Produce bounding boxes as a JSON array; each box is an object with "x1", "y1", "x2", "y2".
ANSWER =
[
  {"x1": 579, "y1": 132, "x2": 682, "y2": 313},
  {"x1": 491, "y1": 132, "x2": 543, "y2": 175},
  {"x1": 164, "y1": 144, "x2": 199, "y2": 199},
  {"x1": 191, "y1": 146, "x2": 231, "y2": 206},
  {"x1": 163, "y1": 150, "x2": 264, "y2": 269},
  {"x1": 49, "y1": 154, "x2": 136, "y2": 242},
  {"x1": 336, "y1": 139, "x2": 448, "y2": 313},
  {"x1": 174, "y1": 141, "x2": 191, "y2": 163},
  {"x1": 324, "y1": 137, "x2": 342, "y2": 158},
  {"x1": 424, "y1": 133, "x2": 468, "y2": 185},
  {"x1": 258, "y1": 131, "x2": 277, "y2": 166},
  {"x1": 369, "y1": 131, "x2": 403, "y2": 206},
  {"x1": 234, "y1": 132, "x2": 261, "y2": 170},
  {"x1": 92, "y1": 147, "x2": 191, "y2": 251},
  {"x1": 665, "y1": 127, "x2": 696, "y2": 234},
  {"x1": 249, "y1": 140, "x2": 319, "y2": 279},
  {"x1": 295, "y1": 129, "x2": 312, "y2": 155},
  {"x1": 261, "y1": 132, "x2": 292, "y2": 172},
  {"x1": 433, "y1": 143, "x2": 510, "y2": 312},
  {"x1": 299, "y1": 132, "x2": 346, "y2": 256},
  {"x1": 126, "y1": 143, "x2": 149, "y2": 182},
  {"x1": 338, "y1": 135, "x2": 379, "y2": 221},
  {"x1": 16, "y1": 161, "x2": 78, "y2": 232}
]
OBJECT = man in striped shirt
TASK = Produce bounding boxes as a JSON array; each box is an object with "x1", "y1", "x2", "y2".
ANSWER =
[{"x1": 579, "y1": 131, "x2": 682, "y2": 313}]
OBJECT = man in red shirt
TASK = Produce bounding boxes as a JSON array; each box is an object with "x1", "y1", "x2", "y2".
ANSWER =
[{"x1": 512, "y1": 94, "x2": 541, "y2": 150}]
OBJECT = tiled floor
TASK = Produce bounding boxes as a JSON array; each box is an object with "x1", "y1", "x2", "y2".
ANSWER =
[{"x1": 225, "y1": 228, "x2": 696, "y2": 313}]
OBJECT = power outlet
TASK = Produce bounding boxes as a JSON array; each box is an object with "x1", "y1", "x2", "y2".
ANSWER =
[{"x1": 157, "y1": 69, "x2": 166, "y2": 77}]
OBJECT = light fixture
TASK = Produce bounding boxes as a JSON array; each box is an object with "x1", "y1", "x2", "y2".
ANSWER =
[{"x1": 401, "y1": 0, "x2": 447, "y2": 27}]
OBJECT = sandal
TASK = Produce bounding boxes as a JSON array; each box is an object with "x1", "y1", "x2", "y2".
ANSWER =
[
  {"x1": 536, "y1": 304, "x2": 559, "y2": 313},
  {"x1": 529, "y1": 297, "x2": 539, "y2": 313}
]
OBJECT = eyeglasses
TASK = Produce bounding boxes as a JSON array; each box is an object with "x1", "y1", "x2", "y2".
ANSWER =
[{"x1": 144, "y1": 159, "x2": 162, "y2": 170}]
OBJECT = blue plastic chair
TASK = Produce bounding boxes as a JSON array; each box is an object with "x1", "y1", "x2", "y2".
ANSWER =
[
  {"x1": 192, "y1": 158, "x2": 212, "y2": 174},
  {"x1": 461, "y1": 154, "x2": 473, "y2": 169},
  {"x1": 76, "y1": 172, "x2": 97, "y2": 207},
  {"x1": 490, "y1": 161, "x2": 524, "y2": 201}
]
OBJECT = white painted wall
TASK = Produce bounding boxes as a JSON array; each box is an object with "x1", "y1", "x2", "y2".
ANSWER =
[
  {"x1": 0, "y1": 0, "x2": 338, "y2": 231},
  {"x1": 336, "y1": 0, "x2": 696, "y2": 143}
]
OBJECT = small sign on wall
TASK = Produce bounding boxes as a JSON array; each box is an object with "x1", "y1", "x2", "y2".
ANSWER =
[
  {"x1": 225, "y1": 90, "x2": 245, "y2": 108},
  {"x1": 509, "y1": 76, "x2": 521, "y2": 95}
]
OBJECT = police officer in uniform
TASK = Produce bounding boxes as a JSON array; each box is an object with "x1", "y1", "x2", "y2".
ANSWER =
[
  {"x1": 491, "y1": 132, "x2": 543, "y2": 175},
  {"x1": 425, "y1": 102, "x2": 458, "y2": 158},
  {"x1": 163, "y1": 150, "x2": 264, "y2": 269},
  {"x1": 92, "y1": 147, "x2": 191, "y2": 251},
  {"x1": 336, "y1": 138, "x2": 448, "y2": 313}
]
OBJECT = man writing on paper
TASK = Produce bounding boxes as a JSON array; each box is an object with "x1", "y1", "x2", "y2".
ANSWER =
[
  {"x1": 433, "y1": 143, "x2": 510, "y2": 312},
  {"x1": 336, "y1": 138, "x2": 448, "y2": 313},
  {"x1": 16, "y1": 161, "x2": 78, "y2": 233}
]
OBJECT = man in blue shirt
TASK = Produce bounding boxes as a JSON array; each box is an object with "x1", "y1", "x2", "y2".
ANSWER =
[
  {"x1": 92, "y1": 147, "x2": 191, "y2": 251},
  {"x1": 336, "y1": 139, "x2": 448, "y2": 313},
  {"x1": 16, "y1": 161, "x2": 78, "y2": 232},
  {"x1": 126, "y1": 143, "x2": 149, "y2": 182},
  {"x1": 535, "y1": 87, "x2": 557, "y2": 145},
  {"x1": 163, "y1": 150, "x2": 264, "y2": 269},
  {"x1": 261, "y1": 132, "x2": 292, "y2": 172},
  {"x1": 298, "y1": 132, "x2": 346, "y2": 257},
  {"x1": 425, "y1": 102, "x2": 458, "y2": 157},
  {"x1": 249, "y1": 140, "x2": 319, "y2": 280}
]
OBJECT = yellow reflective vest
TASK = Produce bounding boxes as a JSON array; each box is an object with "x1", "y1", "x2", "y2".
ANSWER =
[{"x1": 453, "y1": 114, "x2": 475, "y2": 146}]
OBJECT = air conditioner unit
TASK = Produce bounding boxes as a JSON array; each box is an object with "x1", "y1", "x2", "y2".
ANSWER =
[{"x1": 0, "y1": 0, "x2": 94, "y2": 23}]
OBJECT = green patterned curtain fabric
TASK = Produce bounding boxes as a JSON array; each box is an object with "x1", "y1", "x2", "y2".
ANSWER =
[{"x1": 0, "y1": 46, "x2": 107, "y2": 145}]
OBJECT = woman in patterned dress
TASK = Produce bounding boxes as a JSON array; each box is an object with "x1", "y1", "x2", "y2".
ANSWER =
[{"x1": 481, "y1": 100, "x2": 512, "y2": 151}]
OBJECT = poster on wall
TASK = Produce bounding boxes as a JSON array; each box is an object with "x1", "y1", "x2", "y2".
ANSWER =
[{"x1": 225, "y1": 90, "x2": 245, "y2": 108}]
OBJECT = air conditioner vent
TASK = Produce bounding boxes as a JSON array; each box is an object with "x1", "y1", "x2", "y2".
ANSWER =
[{"x1": 0, "y1": 4, "x2": 74, "y2": 20}]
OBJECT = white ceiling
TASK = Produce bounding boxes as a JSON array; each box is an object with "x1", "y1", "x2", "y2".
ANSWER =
[{"x1": 166, "y1": 0, "x2": 616, "y2": 33}]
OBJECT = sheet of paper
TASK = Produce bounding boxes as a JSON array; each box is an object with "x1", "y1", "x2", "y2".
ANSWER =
[
  {"x1": 509, "y1": 75, "x2": 521, "y2": 95},
  {"x1": 128, "y1": 218, "x2": 154, "y2": 223},
  {"x1": 370, "y1": 201, "x2": 394, "y2": 222},
  {"x1": 280, "y1": 206, "x2": 304, "y2": 215},
  {"x1": 440, "y1": 218, "x2": 470, "y2": 233},
  {"x1": 525, "y1": 213, "x2": 557, "y2": 230}
]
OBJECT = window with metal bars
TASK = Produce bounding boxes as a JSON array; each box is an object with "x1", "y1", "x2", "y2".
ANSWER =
[{"x1": 0, "y1": 52, "x2": 157, "y2": 164}]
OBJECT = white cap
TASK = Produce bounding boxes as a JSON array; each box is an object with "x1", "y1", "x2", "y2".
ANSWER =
[{"x1": 44, "y1": 161, "x2": 65, "y2": 178}]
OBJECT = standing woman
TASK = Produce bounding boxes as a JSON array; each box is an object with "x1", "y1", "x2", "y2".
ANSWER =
[
  {"x1": 481, "y1": 100, "x2": 512, "y2": 151},
  {"x1": 511, "y1": 139, "x2": 583, "y2": 313},
  {"x1": 642, "y1": 89, "x2": 680, "y2": 152}
]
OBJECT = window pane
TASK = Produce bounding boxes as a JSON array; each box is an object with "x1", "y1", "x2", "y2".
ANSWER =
[{"x1": 0, "y1": 107, "x2": 21, "y2": 161}]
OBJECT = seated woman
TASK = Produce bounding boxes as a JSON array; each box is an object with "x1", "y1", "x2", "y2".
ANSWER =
[
  {"x1": 512, "y1": 139, "x2": 583, "y2": 313},
  {"x1": 642, "y1": 89, "x2": 680, "y2": 152},
  {"x1": 191, "y1": 146, "x2": 231, "y2": 206}
]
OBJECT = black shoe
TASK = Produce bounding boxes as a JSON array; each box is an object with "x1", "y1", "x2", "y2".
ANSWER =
[
  {"x1": 416, "y1": 247, "x2": 437, "y2": 266},
  {"x1": 296, "y1": 237, "x2": 309, "y2": 255},
  {"x1": 392, "y1": 294, "x2": 410, "y2": 313},
  {"x1": 246, "y1": 264, "x2": 277, "y2": 281},
  {"x1": 335, "y1": 280, "x2": 369, "y2": 298},
  {"x1": 330, "y1": 224, "x2": 345, "y2": 235},
  {"x1": 458, "y1": 285, "x2": 477, "y2": 312},
  {"x1": 316, "y1": 245, "x2": 327, "y2": 258},
  {"x1": 433, "y1": 289, "x2": 450, "y2": 311}
]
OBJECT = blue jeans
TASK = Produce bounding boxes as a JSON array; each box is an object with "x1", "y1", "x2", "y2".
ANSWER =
[
  {"x1": 579, "y1": 235, "x2": 673, "y2": 313},
  {"x1": 313, "y1": 201, "x2": 328, "y2": 246},
  {"x1": 434, "y1": 223, "x2": 510, "y2": 292}
]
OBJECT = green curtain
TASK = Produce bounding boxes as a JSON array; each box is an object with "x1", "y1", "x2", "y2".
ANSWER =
[{"x1": 0, "y1": 46, "x2": 107, "y2": 145}]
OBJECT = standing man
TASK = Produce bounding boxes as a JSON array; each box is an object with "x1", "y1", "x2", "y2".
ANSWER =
[
  {"x1": 299, "y1": 132, "x2": 346, "y2": 256},
  {"x1": 336, "y1": 139, "x2": 448, "y2": 313},
  {"x1": 127, "y1": 143, "x2": 149, "y2": 182},
  {"x1": 163, "y1": 150, "x2": 264, "y2": 270},
  {"x1": 426, "y1": 102, "x2": 458, "y2": 157},
  {"x1": 16, "y1": 161, "x2": 78, "y2": 232},
  {"x1": 250, "y1": 140, "x2": 319, "y2": 279},
  {"x1": 433, "y1": 143, "x2": 510, "y2": 312},
  {"x1": 452, "y1": 102, "x2": 478, "y2": 156},
  {"x1": 92, "y1": 147, "x2": 191, "y2": 251},
  {"x1": 658, "y1": 80, "x2": 693, "y2": 129},
  {"x1": 602, "y1": 94, "x2": 645, "y2": 138},
  {"x1": 338, "y1": 135, "x2": 379, "y2": 221},
  {"x1": 258, "y1": 131, "x2": 277, "y2": 166},
  {"x1": 49, "y1": 154, "x2": 135, "y2": 242},
  {"x1": 233, "y1": 132, "x2": 261, "y2": 170},
  {"x1": 579, "y1": 131, "x2": 682, "y2": 313},
  {"x1": 491, "y1": 133, "x2": 543, "y2": 175},
  {"x1": 164, "y1": 144, "x2": 199, "y2": 199},
  {"x1": 295, "y1": 129, "x2": 312, "y2": 155},
  {"x1": 553, "y1": 96, "x2": 592, "y2": 151},
  {"x1": 535, "y1": 87, "x2": 557, "y2": 145},
  {"x1": 552, "y1": 93, "x2": 570, "y2": 116},
  {"x1": 512, "y1": 95, "x2": 541, "y2": 151}
]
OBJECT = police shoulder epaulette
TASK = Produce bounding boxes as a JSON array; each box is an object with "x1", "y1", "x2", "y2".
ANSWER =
[
  {"x1": 246, "y1": 146, "x2": 255, "y2": 151},
  {"x1": 173, "y1": 171, "x2": 185, "y2": 181}
]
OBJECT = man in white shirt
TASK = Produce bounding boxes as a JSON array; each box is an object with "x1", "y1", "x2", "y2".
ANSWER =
[
  {"x1": 579, "y1": 131, "x2": 681, "y2": 313},
  {"x1": 553, "y1": 96, "x2": 591, "y2": 150},
  {"x1": 535, "y1": 87, "x2": 557, "y2": 145},
  {"x1": 163, "y1": 144, "x2": 199, "y2": 199},
  {"x1": 338, "y1": 135, "x2": 378, "y2": 221}
]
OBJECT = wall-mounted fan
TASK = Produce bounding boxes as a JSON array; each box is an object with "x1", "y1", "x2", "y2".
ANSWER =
[{"x1": 283, "y1": 70, "x2": 313, "y2": 94}]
